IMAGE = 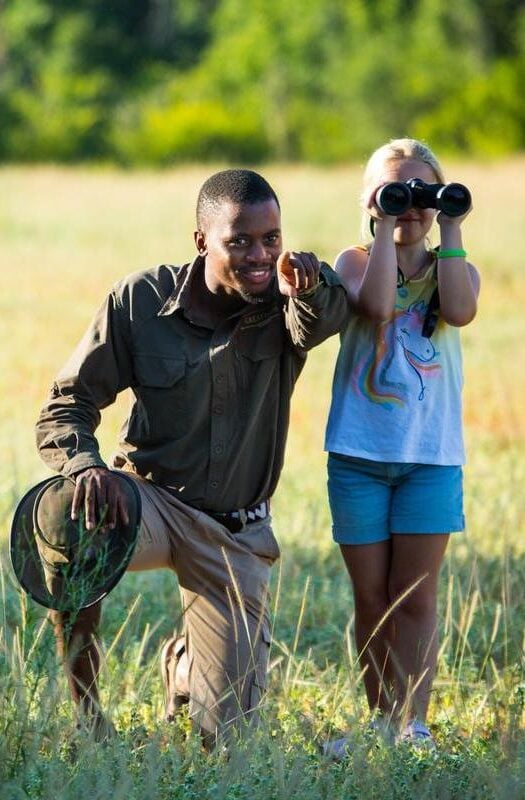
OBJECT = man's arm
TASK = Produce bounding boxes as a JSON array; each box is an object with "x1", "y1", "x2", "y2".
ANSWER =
[
  {"x1": 36, "y1": 288, "x2": 135, "y2": 528},
  {"x1": 277, "y1": 252, "x2": 351, "y2": 350},
  {"x1": 36, "y1": 288, "x2": 134, "y2": 475}
]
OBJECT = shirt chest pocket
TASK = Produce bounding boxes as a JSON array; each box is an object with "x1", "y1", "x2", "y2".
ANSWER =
[
  {"x1": 134, "y1": 354, "x2": 187, "y2": 388},
  {"x1": 233, "y1": 321, "x2": 284, "y2": 419},
  {"x1": 132, "y1": 354, "x2": 188, "y2": 440},
  {"x1": 236, "y1": 317, "x2": 284, "y2": 362}
]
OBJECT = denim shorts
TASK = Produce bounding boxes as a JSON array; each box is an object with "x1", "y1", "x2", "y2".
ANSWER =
[{"x1": 327, "y1": 453, "x2": 465, "y2": 545}]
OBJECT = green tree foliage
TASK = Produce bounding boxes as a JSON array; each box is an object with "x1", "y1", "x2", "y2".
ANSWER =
[
  {"x1": 0, "y1": 0, "x2": 523, "y2": 163},
  {"x1": 0, "y1": 0, "x2": 219, "y2": 159}
]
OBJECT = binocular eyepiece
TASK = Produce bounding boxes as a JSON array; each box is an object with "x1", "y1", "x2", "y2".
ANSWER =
[{"x1": 375, "y1": 178, "x2": 472, "y2": 218}]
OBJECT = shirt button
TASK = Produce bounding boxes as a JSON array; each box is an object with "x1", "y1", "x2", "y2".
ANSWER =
[
  {"x1": 210, "y1": 481, "x2": 219, "y2": 489},
  {"x1": 214, "y1": 444, "x2": 223, "y2": 455},
  {"x1": 215, "y1": 374, "x2": 225, "y2": 383},
  {"x1": 213, "y1": 405, "x2": 223, "y2": 415}
]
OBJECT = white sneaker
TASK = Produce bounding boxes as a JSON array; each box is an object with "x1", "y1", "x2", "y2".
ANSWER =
[
  {"x1": 321, "y1": 719, "x2": 393, "y2": 760},
  {"x1": 321, "y1": 735, "x2": 352, "y2": 760},
  {"x1": 396, "y1": 719, "x2": 436, "y2": 749}
]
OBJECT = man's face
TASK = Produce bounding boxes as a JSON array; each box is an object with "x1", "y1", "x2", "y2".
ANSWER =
[{"x1": 195, "y1": 199, "x2": 282, "y2": 303}]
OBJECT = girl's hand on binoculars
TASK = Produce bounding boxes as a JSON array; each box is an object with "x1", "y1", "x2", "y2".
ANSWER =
[
  {"x1": 364, "y1": 185, "x2": 397, "y2": 224},
  {"x1": 437, "y1": 206, "x2": 472, "y2": 228}
]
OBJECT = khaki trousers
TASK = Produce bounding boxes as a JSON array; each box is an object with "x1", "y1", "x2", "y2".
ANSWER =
[{"x1": 125, "y1": 474, "x2": 279, "y2": 739}]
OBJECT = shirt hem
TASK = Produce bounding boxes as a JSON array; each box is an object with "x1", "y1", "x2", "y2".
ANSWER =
[{"x1": 325, "y1": 445, "x2": 466, "y2": 467}]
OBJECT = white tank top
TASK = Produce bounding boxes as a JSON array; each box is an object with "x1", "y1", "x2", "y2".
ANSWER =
[{"x1": 325, "y1": 260, "x2": 465, "y2": 465}]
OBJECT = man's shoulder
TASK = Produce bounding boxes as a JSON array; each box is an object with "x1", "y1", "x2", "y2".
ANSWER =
[
  {"x1": 114, "y1": 263, "x2": 182, "y2": 299},
  {"x1": 112, "y1": 263, "x2": 185, "y2": 317}
]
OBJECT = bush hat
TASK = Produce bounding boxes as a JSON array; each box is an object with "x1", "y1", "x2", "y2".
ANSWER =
[{"x1": 10, "y1": 472, "x2": 141, "y2": 611}]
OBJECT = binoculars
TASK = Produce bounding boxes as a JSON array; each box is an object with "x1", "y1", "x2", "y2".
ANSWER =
[{"x1": 375, "y1": 178, "x2": 472, "y2": 217}]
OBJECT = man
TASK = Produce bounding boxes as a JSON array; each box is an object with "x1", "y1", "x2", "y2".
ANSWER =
[{"x1": 35, "y1": 168, "x2": 349, "y2": 746}]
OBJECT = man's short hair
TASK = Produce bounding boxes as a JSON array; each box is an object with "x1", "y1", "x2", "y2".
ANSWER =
[{"x1": 196, "y1": 169, "x2": 280, "y2": 229}]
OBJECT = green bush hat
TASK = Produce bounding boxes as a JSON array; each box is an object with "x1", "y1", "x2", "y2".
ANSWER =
[{"x1": 10, "y1": 472, "x2": 141, "y2": 611}]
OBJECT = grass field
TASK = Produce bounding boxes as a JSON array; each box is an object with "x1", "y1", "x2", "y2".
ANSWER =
[{"x1": 1, "y1": 161, "x2": 525, "y2": 798}]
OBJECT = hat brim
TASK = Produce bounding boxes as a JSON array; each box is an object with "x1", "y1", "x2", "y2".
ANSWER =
[{"x1": 10, "y1": 472, "x2": 141, "y2": 611}]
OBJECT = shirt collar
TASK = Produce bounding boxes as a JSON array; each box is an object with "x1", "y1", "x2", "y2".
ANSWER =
[{"x1": 157, "y1": 255, "x2": 203, "y2": 318}]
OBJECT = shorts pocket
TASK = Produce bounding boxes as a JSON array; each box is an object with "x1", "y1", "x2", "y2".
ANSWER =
[{"x1": 235, "y1": 519, "x2": 281, "y2": 565}]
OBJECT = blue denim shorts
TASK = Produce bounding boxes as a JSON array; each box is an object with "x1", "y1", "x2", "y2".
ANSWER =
[{"x1": 327, "y1": 453, "x2": 465, "y2": 545}]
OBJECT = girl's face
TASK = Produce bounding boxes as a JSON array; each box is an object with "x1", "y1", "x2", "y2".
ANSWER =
[{"x1": 377, "y1": 158, "x2": 439, "y2": 246}]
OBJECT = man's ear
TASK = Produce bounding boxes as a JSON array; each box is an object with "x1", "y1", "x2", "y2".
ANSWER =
[{"x1": 194, "y1": 230, "x2": 207, "y2": 255}]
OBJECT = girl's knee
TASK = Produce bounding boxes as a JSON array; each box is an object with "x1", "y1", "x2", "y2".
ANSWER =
[
  {"x1": 353, "y1": 590, "x2": 390, "y2": 624},
  {"x1": 389, "y1": 580, "x2": 436, "y2": 619}
]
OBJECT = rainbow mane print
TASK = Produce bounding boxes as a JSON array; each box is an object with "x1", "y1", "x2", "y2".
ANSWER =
[{"x1": 352, "y1": 301, "x2": 441, "y2": 409}]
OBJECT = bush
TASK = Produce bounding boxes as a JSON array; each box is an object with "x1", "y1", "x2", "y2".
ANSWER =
[
  {"x1": 6, "y1": 73, "x2": 110, "y2": 161},
  {"x1": 415, "y1": 59, "x2": 525, "y2": 156},
  {"x1": 110, "y1": 100, "x2": 270, "y2": 165}
]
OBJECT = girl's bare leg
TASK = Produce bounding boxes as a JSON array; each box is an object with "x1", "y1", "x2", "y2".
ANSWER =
[
  {"x1": 340, "y1": 541, "x2": 394, "y2": 716},
  {"x1": 387, "y1": 533, "x2": 449, "y2": 724}
]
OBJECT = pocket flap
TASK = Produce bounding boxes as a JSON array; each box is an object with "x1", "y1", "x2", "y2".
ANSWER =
[{"x1": 133, "y1": 354, "x2": 186, "y2": 388}]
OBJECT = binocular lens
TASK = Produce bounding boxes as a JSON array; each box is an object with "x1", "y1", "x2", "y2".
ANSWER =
[
  {"x1": 375, "y1": 182, "x2": 412, "y2": 216},
  {"x1": 437, "y1": 183, "x2": 472, "y2": 217}
]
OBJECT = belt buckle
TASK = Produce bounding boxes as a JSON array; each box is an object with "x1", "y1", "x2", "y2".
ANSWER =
[{"x1": 226, "y1": 508, "x2": 247, "y2": 533}]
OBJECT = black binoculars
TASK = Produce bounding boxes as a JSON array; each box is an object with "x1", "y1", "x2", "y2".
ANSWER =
[{"x1": 375, "y1": 178, "x2": 472, "y2": 217}]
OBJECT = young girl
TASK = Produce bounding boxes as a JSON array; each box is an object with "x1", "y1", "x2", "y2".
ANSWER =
[{"x1": 324, "y1": 139, "x2": 480, "y2": 754}]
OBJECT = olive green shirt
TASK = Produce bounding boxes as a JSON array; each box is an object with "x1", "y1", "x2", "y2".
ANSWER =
[{"x1": 36, "y1": 257, "x2": 349, "y2": 512}]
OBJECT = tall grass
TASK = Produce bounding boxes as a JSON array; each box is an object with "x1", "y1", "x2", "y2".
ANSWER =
[{"x1": 1, "y1": 161, "x2": 525, "y2": 798}]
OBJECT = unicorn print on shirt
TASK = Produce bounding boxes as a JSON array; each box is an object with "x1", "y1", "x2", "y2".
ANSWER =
[{"x1": 352, "y1": 300, "x2": 441, "y2": 408}]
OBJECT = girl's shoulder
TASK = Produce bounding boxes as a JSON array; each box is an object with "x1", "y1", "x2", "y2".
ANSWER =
[
  {"x1": 333, "y1": 244, "x2": 373, "y2": 299},
  {"x1": 336, "y1": 243, "x2": 370, "y2": 259},
  {"x1": 334, "y1": 244, "x2": 370, "y2": 277}
]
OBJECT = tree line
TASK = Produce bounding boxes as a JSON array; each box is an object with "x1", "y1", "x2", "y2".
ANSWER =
[{"x1": 1, "y1": 0, "x2": 524, "y2": 164}]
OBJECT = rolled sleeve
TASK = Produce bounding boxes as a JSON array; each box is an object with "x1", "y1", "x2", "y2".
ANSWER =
[{"x1": 284, "y1": 263, "x2": 350, "y2": 350}]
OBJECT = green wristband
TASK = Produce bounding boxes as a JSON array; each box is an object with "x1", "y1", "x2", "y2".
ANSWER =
[{"x1": 437, "y1": 248, "x2": 467, "y2": 259}]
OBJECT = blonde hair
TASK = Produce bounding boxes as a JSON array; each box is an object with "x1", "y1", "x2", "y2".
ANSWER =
[{"x1": 361, "y1": 138, "x2": 445, "y2": 239}]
